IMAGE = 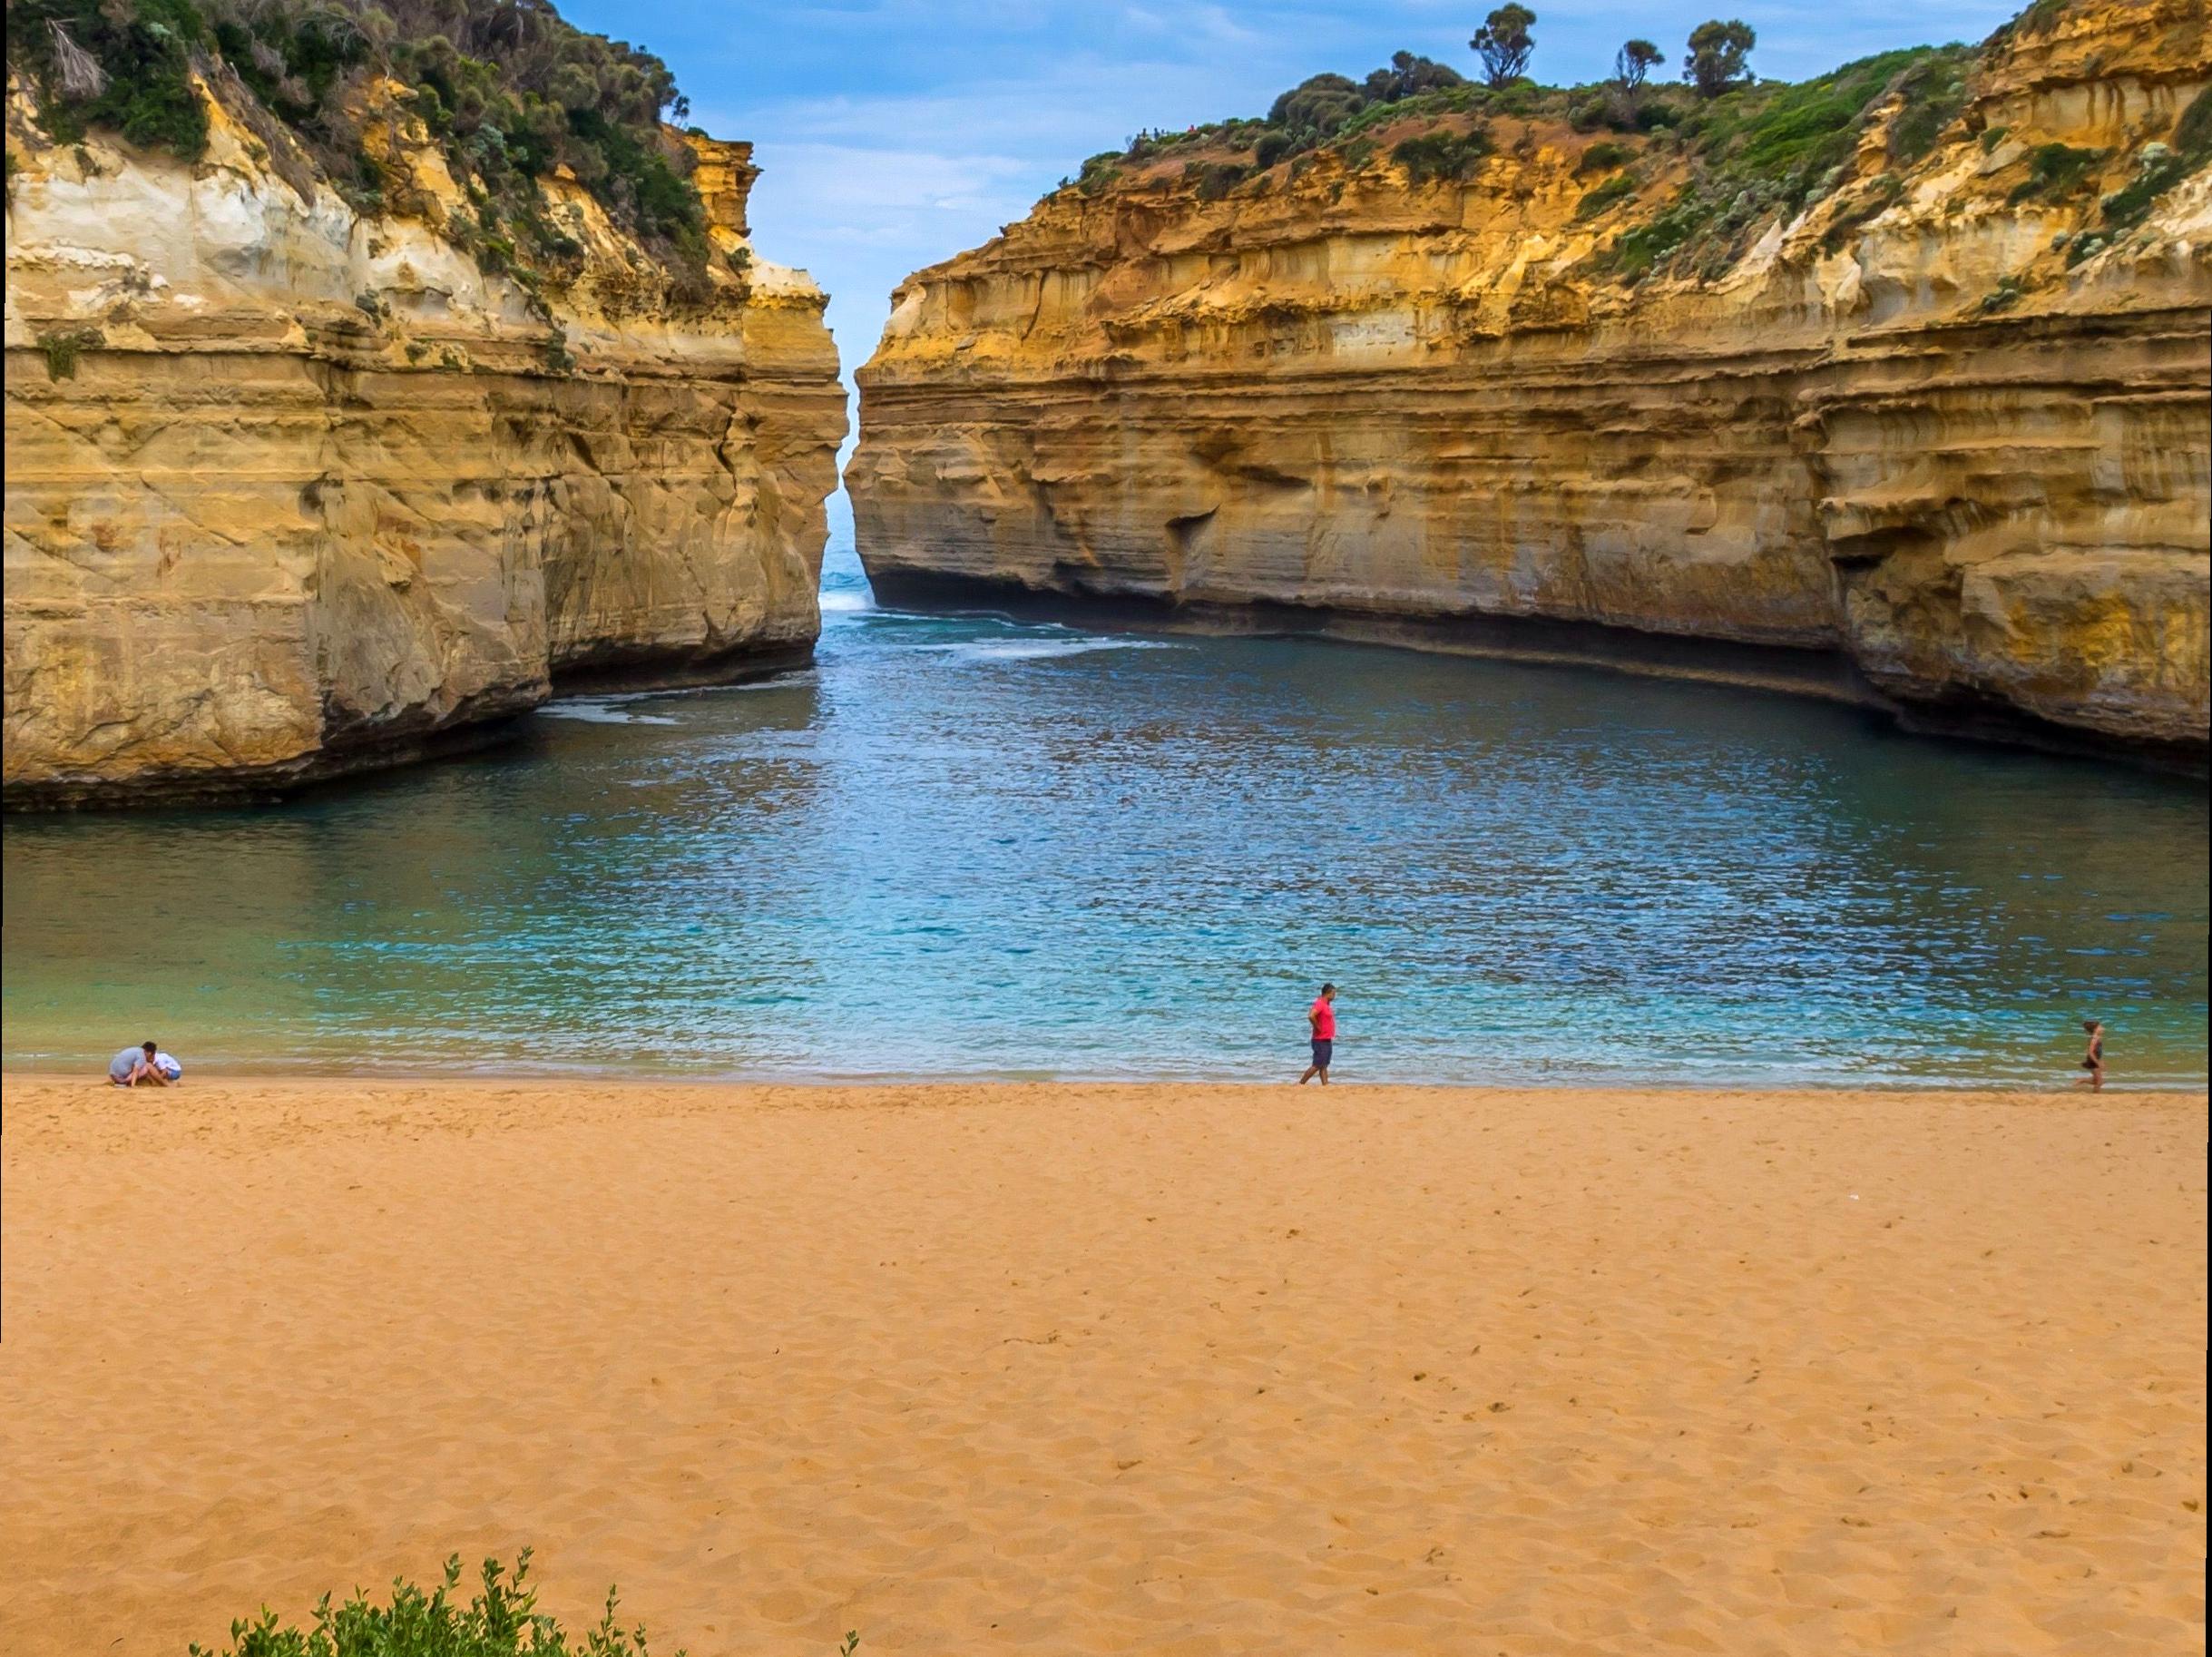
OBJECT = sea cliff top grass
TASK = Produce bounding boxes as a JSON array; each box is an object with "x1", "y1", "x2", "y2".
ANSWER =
[
  {"x1": 1048, "y1": 0, "x2": 2207, "y2": 289},
  {"x1": 5, "y1": 0, "x2": 713, "y2": 298}
]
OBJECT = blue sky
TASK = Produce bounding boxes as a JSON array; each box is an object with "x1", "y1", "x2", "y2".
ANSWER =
[{"x1": 562, "y1": 0, "x2": 2021, "y2": 487}]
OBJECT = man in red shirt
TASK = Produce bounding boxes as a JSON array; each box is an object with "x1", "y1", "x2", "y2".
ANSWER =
[{"x1": 1298, "y1": 984, "x2": 1337, "y2": 1085}]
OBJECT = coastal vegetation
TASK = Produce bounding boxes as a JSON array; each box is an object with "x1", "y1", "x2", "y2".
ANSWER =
[
  {"x1": 1571, "y1": 169, "x2": 1637, "y2": 220},
  {"x1": 5, "y1": 0, "x2": 713, "y2": 293},
  {"x1": 1470, "y1": 4, "x2": 1536, "y2": 87},
  {"x1": 1601, "y1": 41, "x2": 1976, "y2": 279},
  {"x1": 1682, "y1": 18, "x2": 1756, "y2": 99},
  {"x1": 1071, "y1": 10, "x2": 1767, "y2": 189},
  {"x1": 185, "y1": 1553, "x2": 680, "y2": 1657},
  {"x1": 855, "y1": 0, "x2": 2208, "y2": 768},
  {"x1": 5, "y1": 0, "x2": 847, "y2": 808},
  {"x1": 34, "y1": 323, "x2": 104, "y2": 381},
  {"x1": 1390, "y1": 125, "x2": 1494, "y2": 184},
  {"x1": 1054, "y1": 0, "x2": 2206, "y2": 292},
  {"x1": 183, "y1": 1550, "x2": 869, "y2": 1657}
]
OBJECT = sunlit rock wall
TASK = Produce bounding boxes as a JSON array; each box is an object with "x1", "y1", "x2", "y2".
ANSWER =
[
  {"x1": 851, "y1": 1, "x2": 2208, "y2": 758},
  {"x1": 5, "y1": 79, "x2": 845, "y2": 805}
]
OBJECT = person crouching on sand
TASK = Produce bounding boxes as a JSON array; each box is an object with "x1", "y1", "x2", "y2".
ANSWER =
[
  {"x1": 2077, "y1": 1019, "x2": 2106, "y2": 1092},
  {"x1": 108, "y1": 1040, "x2": 170, "y2": 1087},
  {"x1": 1298, "y1": 984, "x2": 1337, "y2": 1086}
]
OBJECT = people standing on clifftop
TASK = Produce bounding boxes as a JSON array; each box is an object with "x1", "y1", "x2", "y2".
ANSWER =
[
  {"x1": 2077, "y1": 1019, "x2": 2106, "y2": 1091},
  {"x1": 1298, "y1": 985, "x2": 1338, "y2": 1086}
]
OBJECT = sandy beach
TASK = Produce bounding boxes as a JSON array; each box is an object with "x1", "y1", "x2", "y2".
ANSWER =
[{"x1": 1, "y1": 1076, "x2": 2203, "y2": 1655}]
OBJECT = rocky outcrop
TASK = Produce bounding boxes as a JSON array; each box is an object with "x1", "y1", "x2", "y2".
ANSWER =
[
  {"x1": 848, "y1": 0, "x2": 2209, "y2": 760},
  {"x1": 5, "y1": 77, "x2": 844, "y2": 806}
]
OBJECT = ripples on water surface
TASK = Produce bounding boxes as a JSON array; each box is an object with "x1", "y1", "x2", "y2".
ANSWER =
[{"x1": 5, "y1": 547, "x2": 2207, "y2": 1086}]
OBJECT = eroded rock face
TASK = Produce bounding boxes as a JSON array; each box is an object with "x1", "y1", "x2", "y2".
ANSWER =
[
  {"x1": 849, "y1": 1, "x2": 2209, "y2": 760},
  {"x1": 4, "y1": 81, "x2": 845, "y2": 806}
]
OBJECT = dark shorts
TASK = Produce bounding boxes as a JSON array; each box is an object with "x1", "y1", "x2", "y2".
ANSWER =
[{"x1": 1311, "y1": 1038, "x2": 1334, "y2": 1067}]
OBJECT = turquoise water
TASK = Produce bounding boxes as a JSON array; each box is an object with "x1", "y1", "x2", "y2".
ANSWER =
[{"x1": 5, "y1": 544, "x2": 2206, "y2": 1086}]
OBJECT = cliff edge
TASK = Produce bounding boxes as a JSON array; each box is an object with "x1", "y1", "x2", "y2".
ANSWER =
[
  {"x1": 849, "y1": 0, "x2": 2209, "y2": 761},
  {"x1": 5, "y1": 22, "x2": 843, "y2": 806}
]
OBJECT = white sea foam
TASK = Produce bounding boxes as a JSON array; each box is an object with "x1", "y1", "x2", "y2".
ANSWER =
[
  {"x1": 538, "y1": 697, "x2": 680, "y2": 725},
  {"x1": 927, "y1": 638, "x2": 1182, "y2": 663},
  {"x1": 819, "y1": 589, "x2": 875, "y2": 613},
  {"x1": 690, "y1": 672, "x2": 817, "y2": 695}
]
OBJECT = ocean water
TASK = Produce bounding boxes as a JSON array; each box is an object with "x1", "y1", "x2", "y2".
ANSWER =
[{"x1": 5, "y1": 544, "x2": 2206, "y2": 1087}]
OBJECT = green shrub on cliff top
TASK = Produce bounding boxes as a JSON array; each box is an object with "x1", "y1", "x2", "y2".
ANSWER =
[
  {"x1": 1600, "y1": 41, "x2": 1968, "y2": 283},
  {"x1": 1575, "y1": 139, "x2": 1632, "y2": 174},
  {"x1": 10, "y1": 0, "x2": 213, "y2": 159},
  {"x1": 1884, "y1": 51, "x2": 1971, "y2": 166},
  {"x1": 2009, "y1": 0, "x2": 2073, "y2": 40},
  {"x1": 1391, "y1": 126, "x2": 1493, "y2": 183},
  {"x1": 211, "y1": 4, "x2": 369, "y2": 128},
  {"x1": 1681, "y1": 44, "x2": 1955, "y2": 190},
  {"x1": 2097, "y1": 87, "x2": 2212, "y2": 231},
  {"x1": 1037, "y1": 0, "x2": 2168, "y2": 293},
  {"x1": 1085, "y1": 50, "x2": 1485, "y2": 181},
  {"x1": 1185, "y1": 160, "x2": 1249, "y2": 200},
  {"x1": 5, "y1": 0, "x2": 711, "y2": 293},
  {"x1": 1572, "y1": 170, "x2": 1638, "y2": 220},
  {"x1": 1329, "y1": 80, "x2": 1483, "y2": 146},
  {"x1": 1076, "y1": 151, "x2": 1123, "y2": 195},
  {"x1": 2007, "y1": 141, "x2": 2103, "y2": 204}
]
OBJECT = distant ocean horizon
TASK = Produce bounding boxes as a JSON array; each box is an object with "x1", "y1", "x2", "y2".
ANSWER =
[{"x1": 5, "y1": 541, "x2": 2206, "y2": 1089}]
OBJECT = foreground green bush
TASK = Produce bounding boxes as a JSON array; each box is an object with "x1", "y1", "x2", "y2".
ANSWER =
[
  {"x1": 187, "y1": 1552, "x2": 678, "y2": 1657},
  {"x1": 188, "y1": 1553, "x2": 864, "y2": 1657}
]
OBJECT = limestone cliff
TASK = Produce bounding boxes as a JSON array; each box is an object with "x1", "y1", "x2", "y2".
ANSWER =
[
  {"x1": 849, "y1": 0, "x2": 2209, "y2": 760},
  {"x1": 5, "y1": 75, "x2": 844, "y2": 806}
]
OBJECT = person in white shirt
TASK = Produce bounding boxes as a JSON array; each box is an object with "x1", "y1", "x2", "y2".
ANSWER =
[{"x1": 107, "y1": 1040, "x2": 169, "y2": 1086}]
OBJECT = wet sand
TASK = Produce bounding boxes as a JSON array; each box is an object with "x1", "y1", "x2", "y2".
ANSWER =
[{"x1": 2, "y1": 1076, "x2": 2203, "y2": 1654}]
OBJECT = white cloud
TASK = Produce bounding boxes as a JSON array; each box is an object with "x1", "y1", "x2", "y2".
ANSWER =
[
  {"x1": 563, "y1": 0, "x2": 2032, "y2": 501},
  {"x1": 748, "y1": 141, "x2": 1035, "y2": 212}
]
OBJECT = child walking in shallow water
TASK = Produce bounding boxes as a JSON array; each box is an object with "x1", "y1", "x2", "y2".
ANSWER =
[{"x1": 2077, "y1": 1019, "x2": 2106, "y2": 1091}]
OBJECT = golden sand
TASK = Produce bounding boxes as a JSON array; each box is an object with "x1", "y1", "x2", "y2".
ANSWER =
[{"x1": 1, "y1": 1077, "x2": 2203, "y2": 1654}]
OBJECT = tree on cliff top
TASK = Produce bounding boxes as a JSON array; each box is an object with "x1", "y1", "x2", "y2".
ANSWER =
[
  {"x1": 1685, "y1": 19, "x2": 1757, "y2": 98},
  {"x1": 1615, "y1": 38, "x2": 1662, "y2": 96},
  {"x1": 1365, "y1": 50, "x2": 1464, "y2": 104},
  {"x1": 1470, "y1": 5, "x2": 1536, "y2": 87}
]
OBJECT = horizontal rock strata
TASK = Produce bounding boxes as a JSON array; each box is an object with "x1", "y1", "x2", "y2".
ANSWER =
[
  {"x1": 5, "y1": 80, "x2": 844, "y2": 806},
  {"x1": 849, "y1": 0, "x2": 2209, "y2": 761}
]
